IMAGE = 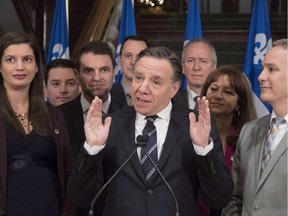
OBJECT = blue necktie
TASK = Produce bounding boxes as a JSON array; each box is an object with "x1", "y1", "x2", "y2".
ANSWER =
[
  {"x1": 140, "y1": 115, "x2": 158, "y2": 182},
  {"x1": 261, "y1": 117, "x2": 286, "y2": 172}
]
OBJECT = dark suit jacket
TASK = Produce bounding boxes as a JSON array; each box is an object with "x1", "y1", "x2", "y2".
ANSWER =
[
  {"x1": 110, "y1": 83, "x2": 128, "y2": 106},
  {"x1": 59, "y1": 93, "x2": 127, "y2": 216},
  {"x1": 173, "y1": 89, "x2": 189, "y2": 108},
  {"x1": 68, "y1": 103, "x2": 233, "y2": 216},
  {"x1": 58, "y1": 94, "x2": 128, "y2": 159},
  {"x1": 0, "y1": 105, "x2": 75, "y2": 216}
]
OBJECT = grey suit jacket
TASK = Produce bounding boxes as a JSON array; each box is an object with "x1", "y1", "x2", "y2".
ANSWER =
[{"x1": 222, "y1": 114, "x2": 287, "y2": 216}]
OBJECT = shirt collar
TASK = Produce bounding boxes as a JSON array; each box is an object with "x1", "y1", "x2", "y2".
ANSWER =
[
  {"x1": 80, "y1": 93, "x2": 111, "y2": 115},
  {"x1": 187, "y1": 87, "x2": 198, "y2": 99},
  {"x1": 102, "y1": 94, "x2": 111, "y2": 115},
  {"x1": 270, "y1": 110, "x2": 288, "y2": 126},
  {"x1": 81, "y1": 93, "x2": 91, "y2": 114}
]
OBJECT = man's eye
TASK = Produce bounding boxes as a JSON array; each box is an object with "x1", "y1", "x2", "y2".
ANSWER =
[
  {"x1": 124, "y1": 54, "x2": 132, "y2": 58},
  {"x1": 134, "y1": 75, "x2": 143, "y2": 82},
  {"x1": 83, "y1": 68, "x2": 94, "y2": 75},
  {"x1": 268, "y1": 67, "x2": 276, "y2": 72},
  {"x1": 67, "y1": 81, "x2": 76, "y2": 87},
  {"x1": 100, "y1": 68, "x2": 111, "y2": 73},
  {"x1": 152, "y1": 80, "x2": 161, "y2": 87},
  {"x1": 135, "y1": 75, "x2": 141, "y2": 80},
  {"x1": 51, "y1": 82, "x2": 60, "y2": 87}
]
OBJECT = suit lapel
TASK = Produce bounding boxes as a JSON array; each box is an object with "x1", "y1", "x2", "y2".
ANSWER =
[
  {"x1": 117, "y1": 108, "x2": 148, "y2": 186},
  {"x1": 253, "y1": 120, "x2": 270, "y2": 182},
  {"x1": 258, "y1": 132, "x2": 287, "y2": 186},
  {"x1": 150, "y1": 104, "x2": 190, "y2": 185}
]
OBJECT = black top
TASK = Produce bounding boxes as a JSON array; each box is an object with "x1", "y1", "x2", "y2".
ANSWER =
[{"x1": 6, "y1": 124, "x2": 60, "y2": 216}]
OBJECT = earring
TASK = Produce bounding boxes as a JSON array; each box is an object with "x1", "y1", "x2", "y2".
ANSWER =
[{"x1": 233, "y1": 109, "x2": 240, "y2": 120}]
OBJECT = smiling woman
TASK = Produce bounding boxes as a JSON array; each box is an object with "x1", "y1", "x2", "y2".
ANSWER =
[
  {"x1": 0, "y1": 31, "x2": 75, "y2": 215},
  {"x1": 200, "y1": 64, "x2": 257, "y2": 215},
  {"x1": 201, "y1": 65, "x2": 257, "y2": 169}
]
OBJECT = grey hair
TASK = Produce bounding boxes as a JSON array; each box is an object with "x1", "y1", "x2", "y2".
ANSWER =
[
  {"x1": 182, "y1": 38, "x2": 217, "y2": 66},
  {"x1": 273, "y1": 39, "x2": 288, "y2": 49}
]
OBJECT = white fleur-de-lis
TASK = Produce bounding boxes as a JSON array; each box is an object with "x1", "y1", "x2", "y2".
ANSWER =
[
  {"x1": 51, "y1": 43, "x2": 70, "y2": 60},
  {"x1": 253, "y1": 33, "x2": 272, "y2": 65}
]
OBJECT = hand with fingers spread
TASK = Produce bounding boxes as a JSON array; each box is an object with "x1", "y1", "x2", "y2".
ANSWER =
[
  {"x1": 84, "y1": 96, "x2": 112, "y2": 147},
  {"x1": 189, "y1": 96, "x2": 211, "y2": 147}
]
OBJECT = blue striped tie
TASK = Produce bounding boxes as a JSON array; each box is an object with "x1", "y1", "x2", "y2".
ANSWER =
[{"x1": 140, "y1": 115, "x2": 158, "y2": 182}]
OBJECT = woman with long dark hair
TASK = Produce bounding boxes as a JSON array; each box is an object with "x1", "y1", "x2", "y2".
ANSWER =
[{"x1": 0, "y1": 31, "x2": 74, "y2": 215}]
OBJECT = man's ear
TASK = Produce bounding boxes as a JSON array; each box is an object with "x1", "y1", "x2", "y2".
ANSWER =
[
  {"x1": 113, "y1": 67, "x2": 117, "y2": 83},
  {"x1": 171, "y1": 81, "x2": 181, "y2": 98}
]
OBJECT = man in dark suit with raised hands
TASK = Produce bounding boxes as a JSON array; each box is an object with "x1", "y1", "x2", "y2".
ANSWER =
[{"x1": 68, "y1": 47, "x2": 232, "y2": 216}]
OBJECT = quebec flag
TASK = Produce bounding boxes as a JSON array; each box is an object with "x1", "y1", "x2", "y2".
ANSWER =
[
  {"x1": 244, "y1": 0, "x2": 272, "y2": 116},
  {"x1": 184, "y1": 0, "x2": 202, "y2": 46},
  {"x1": 182, "y1": 0, "x2": 202, "y2": 90},
  {"x1": 46, "y1": 0, "x2": 69, "y2": 64},
  {"x1": 114, "y1": 0, "x2": 136, "y2": 85}
]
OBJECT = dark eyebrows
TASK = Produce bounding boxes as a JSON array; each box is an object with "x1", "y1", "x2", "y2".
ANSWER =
[
  {"x1": 81, "y1": 65, "x2": 94, "y2": 71},
  {"x1": 100, "y1": 65, "x2": 112, "y2": 71}
]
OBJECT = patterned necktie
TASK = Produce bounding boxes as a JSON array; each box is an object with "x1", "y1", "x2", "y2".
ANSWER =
[
  {"x1": 193, "y1": 96, "x2": 199, "y2": 110},
  {"x1": 140, "y1": 115, "x2": 158, "y2": 182},
  {"x1": 261, "y1": 117, "x2": 286, "y2": 172}
]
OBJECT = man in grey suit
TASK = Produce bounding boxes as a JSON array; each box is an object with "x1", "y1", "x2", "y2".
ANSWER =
[{"x1": 222, "y1": 39, "x2": 288, "y2": 215}]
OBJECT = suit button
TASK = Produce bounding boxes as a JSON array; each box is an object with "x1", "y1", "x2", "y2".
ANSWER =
[
  {"x1": 209, "y1": 161, "x2": 216, "y2": 174},
  {"x1": 253, "y1": 205, "x2": 259, "y2": 212},
  {"x1": 147, "y1": 189, "x2": 153, "y2": 195}
]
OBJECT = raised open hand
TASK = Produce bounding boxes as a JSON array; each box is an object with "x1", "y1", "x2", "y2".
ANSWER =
[
  {"x1": 84, "y1": 97, "x2": 112, "y2": 146},
  {"x1": 189, "y1": 96, "x2": 211, "y2": 147}
]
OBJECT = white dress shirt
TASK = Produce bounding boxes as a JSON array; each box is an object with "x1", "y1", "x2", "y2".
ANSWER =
[
  {"x1": 187, "y1": 87, "x2": 199, "y2": 109},
  {"x1": 81, "y1": 93, "x2": 111, "y2": 121}
]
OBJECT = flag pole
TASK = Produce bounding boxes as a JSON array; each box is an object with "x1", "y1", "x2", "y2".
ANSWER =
[{"x1": 66, "y1": 0, "x2": 69, "y2": 29}]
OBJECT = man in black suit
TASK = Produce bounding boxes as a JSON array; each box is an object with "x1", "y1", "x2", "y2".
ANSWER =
[
  {"x1": 68, "y1": 47, "x2": 232, "y2": 216},
  {"x1": 59, "y1": 41, "x2": 127, "y2": 216},
  {"x1": 59, "y1": 40, "x2": 127, "y2": 159},
  {"x1": 111, "y1": 35, "x2": 150, "y2": 106}
]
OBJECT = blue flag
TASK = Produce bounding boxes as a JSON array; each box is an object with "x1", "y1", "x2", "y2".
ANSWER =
[
  {"x1": 114, "y1": 0, "x2": 137, "y2": 85},
  {"x1": 182, "y1": 0, "x2": 203, "y2": 90},
  {"x1": 184, "y1": 0, "x2": 202, "y2": 45},
  {"x1": 46, "y1": 0, "x2": 69, "y2": 64},
  {"x1": 244, "y1": 0, "x2": 272, "y2": 117}
]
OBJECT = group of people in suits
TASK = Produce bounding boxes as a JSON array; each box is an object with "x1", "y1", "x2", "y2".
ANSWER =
[
  {"x1": 0, "y1": 28, "x2": 286, "y2": 216},
  {"x1": 66, "y1": 35, "x2": 287, "y2": 216}
]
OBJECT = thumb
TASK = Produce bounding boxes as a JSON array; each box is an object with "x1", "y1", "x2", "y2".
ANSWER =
[{"x1": 189, "y1": 112, "x2": 196, "y2": 124}]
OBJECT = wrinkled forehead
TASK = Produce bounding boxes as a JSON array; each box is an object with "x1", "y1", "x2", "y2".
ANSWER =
[{"x1": 134, "y1": 56, "x2": 173, "y2": 77}]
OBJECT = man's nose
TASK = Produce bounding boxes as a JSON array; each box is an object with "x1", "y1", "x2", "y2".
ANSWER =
[
  {"x1": 193, "y1": 60, "x2": 201, "y2": 70},
  {"x1": 60, "y1": 83, "x2": 68, "y2": 93},
  {"x1": 91, "y1": 71, "x2": 101, "y2": 80}
]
